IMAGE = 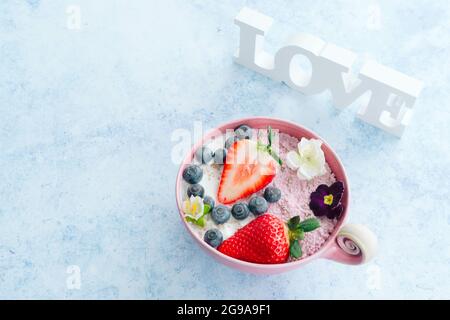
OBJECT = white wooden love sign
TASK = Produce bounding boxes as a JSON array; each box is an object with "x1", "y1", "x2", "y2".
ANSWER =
[{"x1": 234, "y1": 7, "x2": 424, "y2": 137}]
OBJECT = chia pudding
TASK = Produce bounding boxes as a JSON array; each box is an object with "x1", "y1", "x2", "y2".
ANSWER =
[{"x1": 180, "y1": 126, "x2": 342, "y2": 263}]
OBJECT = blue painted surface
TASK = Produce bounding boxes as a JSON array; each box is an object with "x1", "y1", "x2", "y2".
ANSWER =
[{"x1": 0, "y1": 0, "x2": 449, "y2": 299}]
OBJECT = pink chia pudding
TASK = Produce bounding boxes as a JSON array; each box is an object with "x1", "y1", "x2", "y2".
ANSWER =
[
  {"x1": 257, "y1": 132, "x2": 338, "y2": 258},
  {"x1": 180, "y1": 126, "x2": 341, "y2": 264}
]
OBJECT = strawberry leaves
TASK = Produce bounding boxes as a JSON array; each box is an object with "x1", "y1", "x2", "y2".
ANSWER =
[
  {"x1": 287, "y1": 216, "x2": 300, "y2": 230},
  {"x1": 298, "y1": 218, "x2": 321, "y2": 232},
  {"x1": 289, "y1": 239, "x2": 302, "y2": 258},
  {"x1": 289, "y1": 228, "x2": 305, "y2": 241},
  {"x1": 287, "y1": 216, "x2": 320, "y2": 259}
]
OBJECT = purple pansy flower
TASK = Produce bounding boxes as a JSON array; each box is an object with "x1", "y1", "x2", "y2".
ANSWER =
[{"x1": 309, "y1": 181, "x2": 344, "y2": 219}]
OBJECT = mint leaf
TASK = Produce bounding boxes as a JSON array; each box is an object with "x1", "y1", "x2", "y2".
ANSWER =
[
  {"x1": 268, "y1": 126, "x2": 273, "y2": 147},
  {"x1": 299, "y1": 218, "x2": 321, "y2": 232},
  {"x1": 256, "y1": 129, "x2": 283, "y2": 166},
  {"x1": 287, "y1": 216, "x2": 300, "y2": 230},
  {"x1": 268, "y1": 149, "x2": 283, "y2": 166},
  {"x1": 203, "y1": 204, "x2": 211, "y2": 214},
  {"x1": 289, "y1": 239, "x2": 302, "y2": 258},
  {"x1": 256, "y1": 141, "x2": 266, "y2": 150}
]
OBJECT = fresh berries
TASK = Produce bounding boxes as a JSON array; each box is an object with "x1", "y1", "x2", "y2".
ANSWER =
[
  {"x1": 263, "y1": 186, "x2": 281, "y2": 203},
  {"x1": 218, "y1": 214, "x2": 290, "y2": 264},
  {"x1": 214, "y1": 148, "x2": 227, "y2": 165},
  {"x1": 187, "y1": 184, "x2": 205, "y2": 198},
  {"x1": 217, "y1": 139, "x2": 278, "y2": 204},
  {"x1": 204, "y1": 229, "x2": 223, "y2": 248},
  {"x1": 203, "y1": 195, "x2": 215, "y2": 210},
  {"x1": 182, "y1": 164, "x2": 203, "y2": 184},
  {"x1": 218, "y1": 214, "x2": 321, "y2": 263},
  {"x1": 225, "y1": 136, "x2": 238, "y2": 150},
  {"x1": 234, "y1": 124, "x2": 252, "y2": 140},
  {"x1": 248, "y1": 196, "x2": 268, "y2": 215},
  {"x1": 211, "y1": 205, "x2": 231, "y2": 224},
  {"x1": 231, "y1": 202, "x2": 250, "y2": 220},
  {"x1": 195, "y1": 146, "x2": 214, "y2": 164}
]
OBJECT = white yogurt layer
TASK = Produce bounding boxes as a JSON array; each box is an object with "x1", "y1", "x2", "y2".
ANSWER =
[{"x1": 180, "y1": 134, "x2": 256, "y2": 240}]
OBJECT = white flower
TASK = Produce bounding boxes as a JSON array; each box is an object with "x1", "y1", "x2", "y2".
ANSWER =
[
  {"x1": 286, "y1": 138, "x2": 326, "y2": 180},
  {"x1": 182, "y1": 196, "x2": 204, "y2": 220}
]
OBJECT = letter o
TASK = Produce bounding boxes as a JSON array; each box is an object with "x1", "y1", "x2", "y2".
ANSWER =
[{"x1": 273, "y1": 33, "x2": 326, "y2": 95}]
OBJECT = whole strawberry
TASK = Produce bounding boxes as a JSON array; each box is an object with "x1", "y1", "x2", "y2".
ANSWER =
[
  {"x1": 218, "y1": 214, "x2": 288, "y2": 264},
  {"x1": 218, "y1": 214, "x2": 320, "y2": 264}
]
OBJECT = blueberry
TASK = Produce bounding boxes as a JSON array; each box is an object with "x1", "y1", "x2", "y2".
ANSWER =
[
  {"x1": 224, "y1": 136, "x2": 237, "y2": 149},
  {"x1": 204, "y1": 229, "x2": 223, "y2": 248},
  {"x1": 264, "y1": 187, "x2": 281, "y2": 203},
  {"x1": 182, "y1": 165, "x2": 203, "y2": 184},
  {"x1": 248, "y1": 196, "x2": 268, "y2": 215},
  {"x1": 203, "y1": 196, "x2": 215, "y2": 210},
  {"x1": 195, "y1": 146, "x2": 214, "y2": 164},
  {"x1": 187, "y1": 184, "x2": 205, "y2": 198},
  {"x1": 234, "y1": 124, "x2": 252, "y2": 139},
  {"x1": 211, "y1": 205, "x2": 231, "y2": 224},
  {"x1": 214, "y1": 148, "x2": 227, "y2": 165},
  {"x1": 231, "y1": 202, "x2": 250, "y2": 220}
]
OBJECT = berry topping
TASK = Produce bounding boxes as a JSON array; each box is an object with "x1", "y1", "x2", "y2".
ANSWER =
[
  {"x1": 214, "y1": 148, "x2": 227, "y2": 165},
  {"x1": 182, "y1": 164, "x2": 203, "y2": 184},
  {"x1": 263, "y1": 186, "x2": 281, "y2": 203},
  {"x1": 218, "y1": 214, "x2": 321, "y2": 264},
  {"x1": 203, "y1": 196, "x2": 215, "y2": 210},
  {"x1": 218, "y1": 214, "x2": 289, "y2": 264},
  {"x1": 204, "y1": 229, "x2": 223, "y2": 248},
  {"x1": 195, "y1": 146, "x2": 214, "y2": 164},
  {"x1": 211, "y1": 205, "x2": 231, "y2": 224},
  {"x1": 231, "y1": 202, "x2": 250, "y2": 220},
  {"x1": 234, "y1": 124, "x2": 253, "y2": 140},
  {"x1": 248, "y1": 196, "x2": 268, "y2": 216},
  {"x1": 217, "y1": 139, "x2": 278, "y2": 204},
  {"x1": 187, "y1": 184, "x2": 205, "y2": 198},
  {"x1": 225, "y1": 136, "x2": 238, "y2": 149}
]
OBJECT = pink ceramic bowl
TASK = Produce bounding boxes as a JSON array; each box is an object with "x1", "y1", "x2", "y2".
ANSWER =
[{"x1": 176, "y1": 117, "x2": 377, "y2": 274}]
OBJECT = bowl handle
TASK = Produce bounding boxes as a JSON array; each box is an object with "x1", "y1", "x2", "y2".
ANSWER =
[{"x1": 322, "y1": 224, "x2": 378, "y2": 265}]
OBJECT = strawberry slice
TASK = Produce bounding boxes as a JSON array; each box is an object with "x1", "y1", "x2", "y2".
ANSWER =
[{"x1": 217, "y1": 139, "x2": 277, "y2": 204}]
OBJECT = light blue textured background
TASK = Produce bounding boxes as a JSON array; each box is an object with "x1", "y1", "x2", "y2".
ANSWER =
[{"x1": 0, "y1": 0, "x2": 449, "y2": 299}]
